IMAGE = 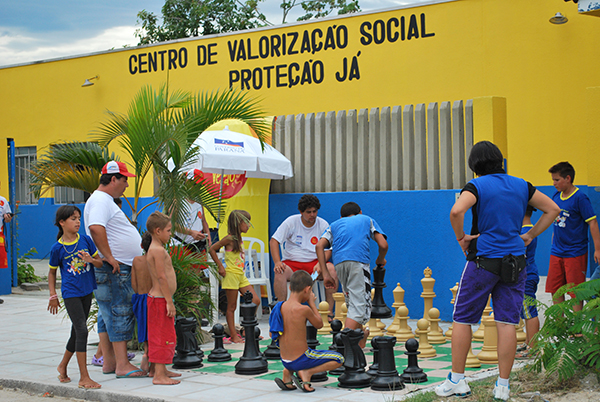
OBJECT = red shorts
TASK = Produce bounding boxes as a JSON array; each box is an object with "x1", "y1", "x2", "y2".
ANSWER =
[
  {"x1": 546, "y1": 254, "x2": 587, "y2": 296},
  {"x1": 283, "y1": 259, "x2": 318, "y2": 274},
  {"x1": 0, "y1": 233, "x2": 7, "y2": 268},
  {"x1": 147, "y1": 296, "x2": 176, "y2": 365}
]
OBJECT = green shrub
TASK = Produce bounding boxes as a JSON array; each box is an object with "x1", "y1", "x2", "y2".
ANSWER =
[
  {"x1": 529, "y1": 279, "x2": 600, "y2": 380},
  {"x1": 17, "y1": 247, "x2": 40, "y2": 285}
]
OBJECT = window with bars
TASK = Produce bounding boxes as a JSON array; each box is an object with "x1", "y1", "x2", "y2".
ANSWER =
[{"x1": 15, "y1": 146, "x2": 37, "y2": 205}]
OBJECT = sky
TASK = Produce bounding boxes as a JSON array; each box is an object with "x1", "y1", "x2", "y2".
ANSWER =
[{"x1": 0, "y1": 0, "x2": 432, "y2": 68}]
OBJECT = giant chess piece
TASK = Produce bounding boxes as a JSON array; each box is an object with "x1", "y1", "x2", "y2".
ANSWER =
[
  {"x1": 416, "y1": 318, "x2": 436, "y2": 358},
  {"x1": 264, "y1": 298, "x2": 281, "y2": 360},
  {"x1": 329, "y1": 319, "x2": 343, "y2": 351},
  {"x1": 395, "y1": 306, "x2": 415, "y2": 342},
  {"x1": 306, "y1": 322, "x2": 328, "y2": 382},
  {"x1": 329, "y1": 332, "x2": 345, "y2": 376},
  {"x1": 366, "y1": 336, "x2": 380, "y2": 376},
  {"x1": 473, "y1": 295, "x2": 492, "y2": 342},
  {"x1": 420, "y1": 267, "x2": 436, "y2": 325},
  {"x1": 208, "y1": 323, "x2": 232, "y2": 362},
  {"x1": 333, "y1": 292, "x2": 345, "y2": 322},
  {"x1": 427, "y1": 308, "x2": 446, "y2": 344},
  {"x1": 371, "y1": 265, "x2": 392, "y2": 319},
  {"x1": 445, "y1": 282, "x2": 459, "y2": 340},
  {"x1": 317, "y1": 301, "x2": 332, "y2": 335},
  {"x1": 370, "y1": 336, "x2": 404, "y2": 391},
  {"x1": 172, "y1": 316, "x2": 203, "y2": 369},
  {"x1": 307, "y1": 322, "x2": 320, "y2": 349},
  {"x1": 235, "y1": 291, "x2": 268, "y2": 375},
  {"x1": 338, "y1": 328, "x2": 372, "y2": 388},
  {"x1": 477, "y1": 313, "x2": 498, "y2": 364},
  {"x1": 400, "y1": 338, "x2": 428, "y2": 384},
  {"x1": 386, "y1": 283, "x2": 406, "y2": 336}
]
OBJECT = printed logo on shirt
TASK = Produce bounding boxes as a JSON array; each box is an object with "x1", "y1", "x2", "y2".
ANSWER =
[
  {"x1": 555, "y1": 210, "x2": 569, "y2": 228},
  {"x1": 66, "y1": 256, "x2": 91, "y2": 276},
  {"x1": 0, "y1": 200, "x2": 4, "y2": 206},
  {"x1": 310, "y1": 236, "x2": 318, "y2": 245},
  {"x1": 295, "y1": 235, "x2": 303, "y2": 246}
]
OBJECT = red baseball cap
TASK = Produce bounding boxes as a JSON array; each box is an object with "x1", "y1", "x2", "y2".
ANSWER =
[{"x1": 101, "y1": 161, "x2": 135, "y2": 177}]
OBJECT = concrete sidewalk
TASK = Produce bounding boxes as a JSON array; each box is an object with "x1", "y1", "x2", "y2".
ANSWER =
[{"x1": 0, "y1": 259, "x2": 552, "y2": 402}]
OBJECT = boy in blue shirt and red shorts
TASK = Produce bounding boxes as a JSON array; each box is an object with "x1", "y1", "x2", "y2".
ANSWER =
[{"x1": 547, "y1": 162, "x2": 600, "y2": 312}]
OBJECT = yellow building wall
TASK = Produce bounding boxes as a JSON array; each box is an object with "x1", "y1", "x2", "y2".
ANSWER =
[{"x1": 1, "y1": 0, "x2": 599, "y2": 196}]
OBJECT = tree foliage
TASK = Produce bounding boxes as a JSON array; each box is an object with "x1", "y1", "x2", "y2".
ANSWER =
[{"x1": 135, "y1": 0, "x2": 360, "y2": 45}]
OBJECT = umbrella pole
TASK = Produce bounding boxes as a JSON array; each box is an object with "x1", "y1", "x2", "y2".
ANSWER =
[{"x1": 217, "y1": 170, "x2": 224, "y2": 229}]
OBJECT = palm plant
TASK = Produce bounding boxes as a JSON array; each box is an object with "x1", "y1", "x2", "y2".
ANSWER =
[{"x1": 30, "y1": 83, "x2": 270, "y2": 230}]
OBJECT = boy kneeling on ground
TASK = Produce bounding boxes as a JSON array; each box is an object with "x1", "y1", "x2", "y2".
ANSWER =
[{"x1": 269, "y1": 270, "x2": 344, "y2": 392}]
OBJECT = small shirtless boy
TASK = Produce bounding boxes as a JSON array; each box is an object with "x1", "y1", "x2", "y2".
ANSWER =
[
  {"x1": 145, "y1": 212, "x2": 180, "y2": 386},
  {"x1": 269, "y1": 270, "x2": 344, "y2": 392}
]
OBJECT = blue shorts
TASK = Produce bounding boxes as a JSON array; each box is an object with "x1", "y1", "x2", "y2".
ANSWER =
[
  {"x1": 281, "y1": 348, "x2": 344, "y2": 372},
  {"x1": 132, "y1": 293, "x2": 148, "y2": 343},
  {"x1": 94, "y1": 262, "x2": 135, "y2": 342},
  {"x1": 453, "y1": 260, "x2": 527, "y2": 325},
  {"x1": 520, "y1": 276, "x2": 539, "y2": 320}
]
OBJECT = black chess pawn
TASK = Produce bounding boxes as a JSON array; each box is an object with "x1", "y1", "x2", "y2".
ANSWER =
[
  {"x1": 208, "y1": 323, "x2": 232, "y2": 362},
  {"x1": 371, "y1": 265, "x2": 392, "y2": 318},
  {"x1": 306, "y1": 322, "x2": 320, "y2": 349},
  {"x1": 329, "y1": 332, "x2": 345, "y2": 376},
  {"x1": 370, "y1": 336, "x2": 404, "y2": 391},
  {"x1": 337, "y1": 328, "x2": 371, "y2": 388},
  {"x1": 329, "y1": 319, "x2": 343, "y2": 351},
  {"x1": 235, "y1": 291, "x2": 268, "y2": 375},
  {"x1": 400, "y1": 338, "x2": 428, "y2": 384},
  {"x1": 366, "y1": 336, "x2": 380, "y2": 376},
  {"x1": 172, "y1": 316, "x2": 203, "y2": 369}
]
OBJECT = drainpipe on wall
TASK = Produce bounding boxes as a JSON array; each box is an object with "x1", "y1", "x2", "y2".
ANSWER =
[{"x1": 7, "y1": 139, "x2": 16, "y2": 286}]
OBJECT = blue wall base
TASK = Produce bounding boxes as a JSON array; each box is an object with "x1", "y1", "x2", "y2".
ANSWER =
[{"x1": 0, "y1": 268, "x2": 12, "y2": 295}]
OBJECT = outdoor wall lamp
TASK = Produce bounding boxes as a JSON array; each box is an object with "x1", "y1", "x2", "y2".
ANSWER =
[
  {"x1": 82, "y1": 76, "x2": 99, "y2": 87},
  {"x1": 550, "y1": 12, "x2": 568, "y2": 24}
]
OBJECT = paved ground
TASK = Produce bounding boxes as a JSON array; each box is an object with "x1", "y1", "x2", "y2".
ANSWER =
[{"x1": 0, "y1": 259, "x2": 553, "y2": 402}]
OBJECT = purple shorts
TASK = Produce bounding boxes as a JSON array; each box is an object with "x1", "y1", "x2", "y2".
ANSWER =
[{"x1": 453, "y1": 260, "x2": 526, "y2": 325}]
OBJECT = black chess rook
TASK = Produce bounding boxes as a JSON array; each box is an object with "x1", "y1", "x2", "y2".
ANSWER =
[{"x1": 370, "y1": 336, "x2": 404, "y2": 391}]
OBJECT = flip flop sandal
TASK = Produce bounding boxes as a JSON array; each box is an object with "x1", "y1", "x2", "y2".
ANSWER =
[
  {"x1": 291, "y1": 373, "x2": 314, "y2": 393},
  {"x1": 516, "y1": 343, "x2": 528, "y2": 352},
  {"x1": 223, "y1": 337, "x2": 233, "y2": 344},
  {"x1": 274, "y1": 377, "x2": 297, "y2": 391},
  {"x1": 515, "y1": 349, "x2": 531, "y2": 359}
]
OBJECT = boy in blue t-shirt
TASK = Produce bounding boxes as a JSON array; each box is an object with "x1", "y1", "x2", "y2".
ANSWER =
[
  {"x1": 547, "y1": 162, "x2": 600, "y2": 312},
  {"x1": 316, "y1": 202, "x2": 388, "y2": 348}
]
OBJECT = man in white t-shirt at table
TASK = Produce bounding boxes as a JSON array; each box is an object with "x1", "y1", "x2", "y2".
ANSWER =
[{"x1": 271, "y1": 194, "x2": 338, "y2": 319}]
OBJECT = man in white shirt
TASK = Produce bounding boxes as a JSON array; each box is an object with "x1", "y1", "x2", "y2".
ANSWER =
[
  {"x1": 270, "y1": 194, "x2": 337, "y2": 318},
  {"x1": 85, "y1": 161, "x2": 145, "y2": 378}
]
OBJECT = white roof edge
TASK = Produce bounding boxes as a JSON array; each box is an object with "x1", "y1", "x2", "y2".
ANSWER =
[{"x1": 0, "y1": 0, "x2": 457, "y2": 70}]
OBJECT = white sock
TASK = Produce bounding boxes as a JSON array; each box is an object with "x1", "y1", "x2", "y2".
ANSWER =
[
  {"x1": 451, "y1": 372, "x2": 465, "y2": 383},
  {"x1": 497, "y1": 377, "x2": 509, "y2": 387}
]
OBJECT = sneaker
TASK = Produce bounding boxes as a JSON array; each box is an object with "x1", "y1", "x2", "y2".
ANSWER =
[
  {"x1": 493, "y1": 381, "x2": 510, "y2": 400},
  {"x1": 435, "y1": 374, "x2": 471, "y2": 398}
]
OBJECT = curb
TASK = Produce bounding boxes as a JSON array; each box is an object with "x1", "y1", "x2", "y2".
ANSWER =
[{"x1": 0, "y1": 378, "x2": 165, "y2": 402}]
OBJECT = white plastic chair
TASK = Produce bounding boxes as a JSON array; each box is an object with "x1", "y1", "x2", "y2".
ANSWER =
[{"x1": 233, "y1": 237, "x2": 273, "y2": 323}]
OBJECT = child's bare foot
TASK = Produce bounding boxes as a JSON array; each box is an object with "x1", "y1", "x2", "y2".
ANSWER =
[
  {"x1": 231, "y1": 336, "x2": 244, "y2": 343},
  {"x1": 140, "y1": 354, "x2": 149, "y2": 373},
  {"x1": 78, "y1": 379, "x2": 101, "y2": 389},
  {"x1": 152, "y1": 375, "x2": 181, "y2": 385},
  {"x1": 149, "y1": 369, "x2": 182, "y2": 378},
  {"x1": 57, "y1": 367, "x2": 70, "y2": 383},
  {"x1": 293, "y1": 371, "x2": 315, "y2": 392}
]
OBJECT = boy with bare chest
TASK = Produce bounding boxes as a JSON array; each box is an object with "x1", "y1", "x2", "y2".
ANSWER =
[
  {"x1": 270, "y1": 270, "x2": 343, "y2": 392},
  {"x1": 145, "y1": 212, "x2": 180, "y2": 385}
]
